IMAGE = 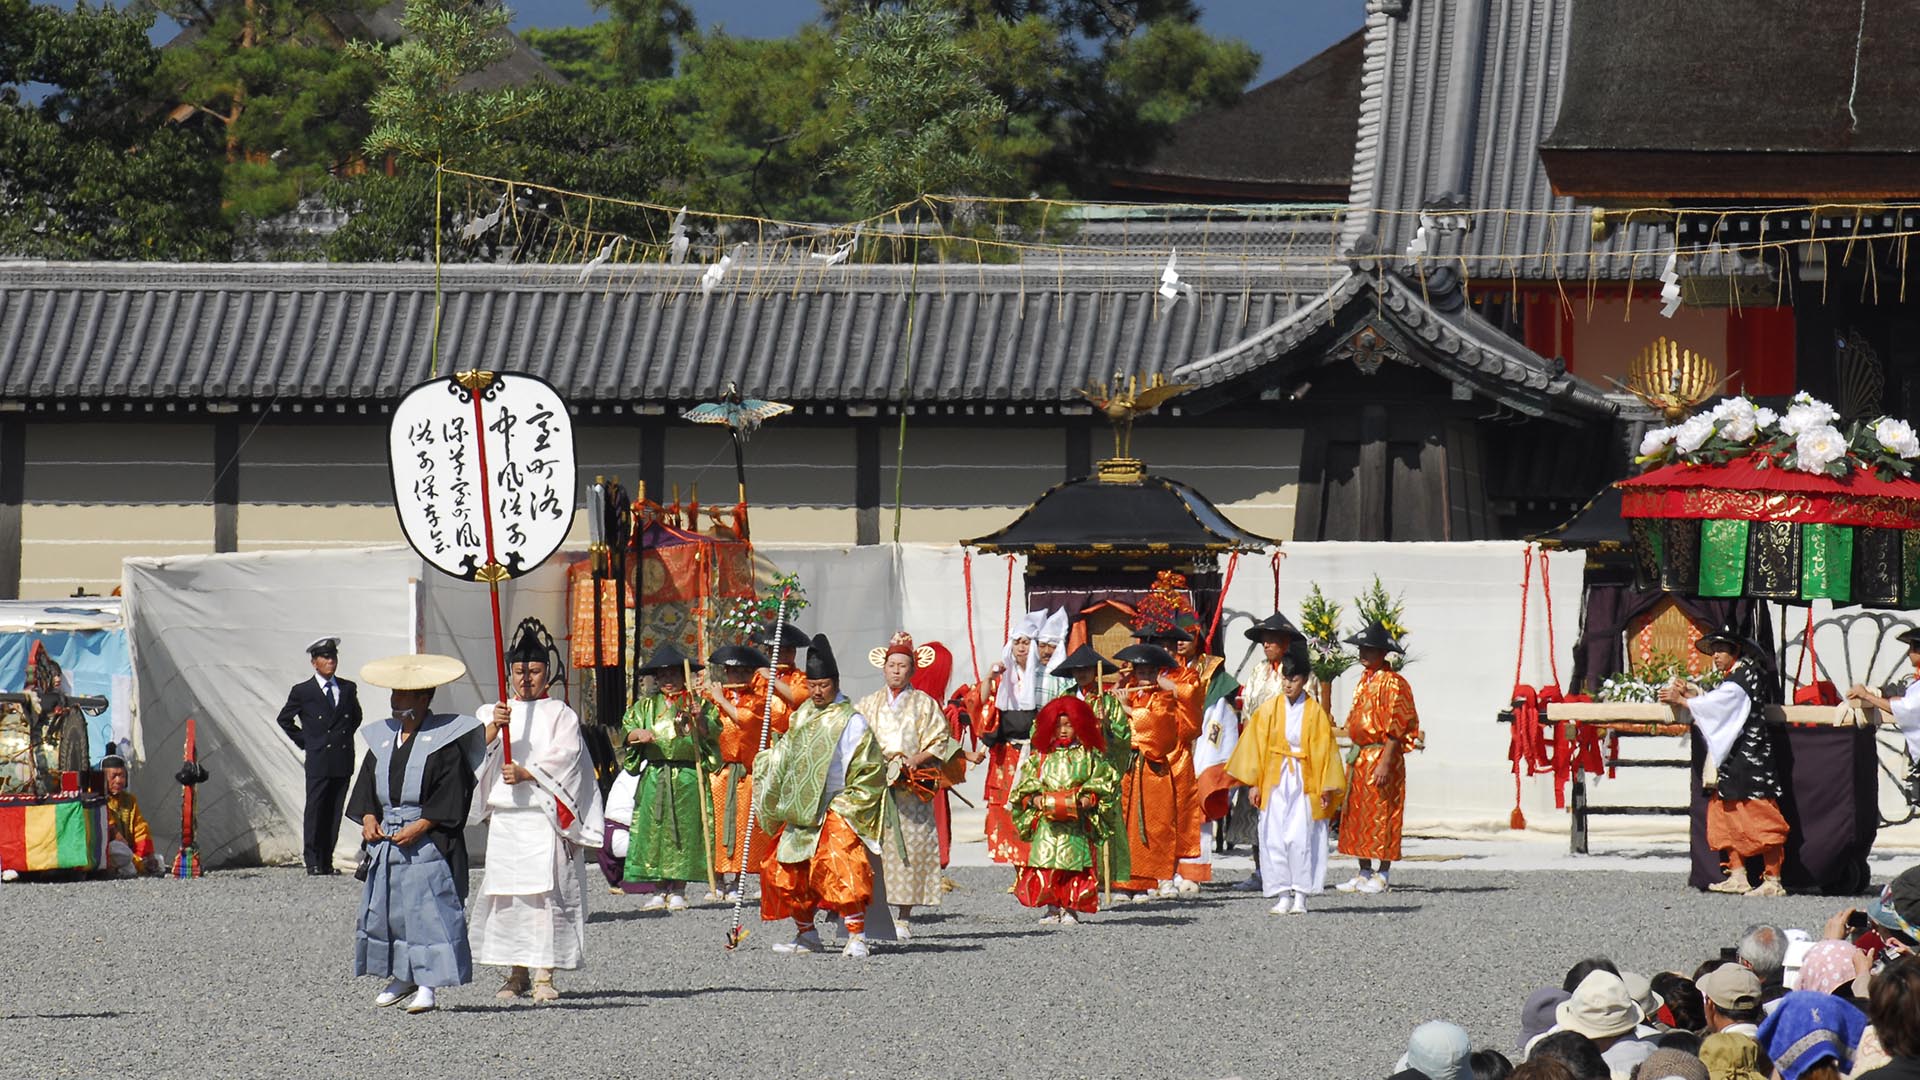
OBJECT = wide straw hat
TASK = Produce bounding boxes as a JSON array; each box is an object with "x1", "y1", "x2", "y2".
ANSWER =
[
  {"x1": 1554, "y1": 970, "x2": 1644, "y2": 1040},
  {"x1": 359, "y1": 653, "x2": 467, "y2": 691}
]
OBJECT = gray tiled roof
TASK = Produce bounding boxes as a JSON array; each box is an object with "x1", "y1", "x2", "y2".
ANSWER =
[
  {"x1": 1172, "y1": 265, "x2": 1615, "y2": 422},
  {"x1": 1339, "y1": 0, "x2": 1751, "y2": 282},
  {"x1": 0, "y1": 261, "x2": 1347, "y2": 407},
  {"x1": 1111, "y1": 30, "x2": 1365, "y2": 200}
]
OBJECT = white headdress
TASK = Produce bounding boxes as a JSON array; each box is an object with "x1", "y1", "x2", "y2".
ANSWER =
[
  {"x1": 996, "y1": 611, "x2": 1045, "y2": 711},
  {"x1": 1037, "y1": 608, "x2": 1069, "y2": 646}
]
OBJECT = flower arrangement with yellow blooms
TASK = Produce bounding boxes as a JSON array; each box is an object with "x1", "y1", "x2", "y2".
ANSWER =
[
  {"x1": 1300, "y1": 583, "x2": 1355, "y2": 684},
  {"x1": 1354, "y1": 575, "x2": 1411, "y2": 671}
]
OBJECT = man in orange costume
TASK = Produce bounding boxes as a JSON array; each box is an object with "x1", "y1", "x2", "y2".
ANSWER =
[
  {"x1": 1112, "y1": 642, "x2": 1201, "y2": 900},
  {"x1": 753, "y1": 620, "x2": 812, "y2": 729},
  {"x1": 1127, "y1": 572, "x2": 1210, "y2": 892},
  {"x1": 1334, "y1": 620, "x2": 1420, "y2": 896},
  {"x1": 704, "y1": 643, "x2": 783, "y2": 902}
]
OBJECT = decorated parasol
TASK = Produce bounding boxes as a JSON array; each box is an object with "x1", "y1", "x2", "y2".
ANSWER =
[
  {"x1": 682, "y1": 381, "x2": 791, "y2": 537},
  {"x1": 1620, "y1": 392, "x2": 1920, "y2": 606}
]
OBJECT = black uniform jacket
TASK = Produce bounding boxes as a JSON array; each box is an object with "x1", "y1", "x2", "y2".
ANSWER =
[{"x1": 276, "y1": 675, "x2": 363, "y2": 778}]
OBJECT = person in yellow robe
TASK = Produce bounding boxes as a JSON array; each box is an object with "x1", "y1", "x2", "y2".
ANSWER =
[
  {"x1": 1334, "y1": 621, "x2": 1420, "y2": 896},
  {"x1": 103, "y1": 755, "x2": 160, "y2": 876},
  {"x1": 1226, "y1": 651, "x2": 1345, "y2": 915}
]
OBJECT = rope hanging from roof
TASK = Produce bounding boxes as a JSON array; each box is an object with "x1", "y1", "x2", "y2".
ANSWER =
[{"x1": 435, "y1": 167, "x2": 1920, "y2": 305}]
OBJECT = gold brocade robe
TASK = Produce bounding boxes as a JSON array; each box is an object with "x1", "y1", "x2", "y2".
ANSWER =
[
  {"x1": 856, "y1": 686, "x2": 956, "y2": 907},
  {"x1": 1226, "y1": 693, "x2": 1346, "y2": 820}
]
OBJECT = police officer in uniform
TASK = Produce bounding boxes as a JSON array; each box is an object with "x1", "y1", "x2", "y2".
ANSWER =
[{"x1": 276, "y1": 636, "x2": 362, "y2": 875}]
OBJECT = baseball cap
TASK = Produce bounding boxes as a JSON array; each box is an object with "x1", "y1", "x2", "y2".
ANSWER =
[{"x1": 1698, "y1": 963, "x2": 1762, "y2": 1011}]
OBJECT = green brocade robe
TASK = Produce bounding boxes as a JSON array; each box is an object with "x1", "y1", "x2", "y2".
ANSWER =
[
  {"x1": 1009, "y1": 744, "x2": 1120, "y2": 872},
  {"x1": 622, "y1": 693, "x2": 714, "y2": 884},
  {"x1": 752, "y1": 698, "x2": 887, "y2": 865},
  {"x1": 1073, "y1": 690, "x2": 1132, "y2": 883}
]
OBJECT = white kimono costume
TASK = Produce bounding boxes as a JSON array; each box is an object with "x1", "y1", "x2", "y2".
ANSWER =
[
  {"x1": 1688, "y1": 676, "x2": 1754, "y2": 776},
  {"x1": 1890, "y1": 681, "x2": 1920, "y2": 758},
  {"x1": 1257, "y1": 694, "x2": 1329, "y2": 896},
  {"x1": 1241, "y1": 659, "x2": 1286, "y2": 717},
  {"x1": 469, "y1": 697, "x2": 606, "y2": 970}
]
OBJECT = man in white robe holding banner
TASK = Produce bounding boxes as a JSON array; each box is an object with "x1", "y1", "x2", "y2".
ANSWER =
[{"x1": 470, "y1": 618, "x2": 606, "y2": 1003}]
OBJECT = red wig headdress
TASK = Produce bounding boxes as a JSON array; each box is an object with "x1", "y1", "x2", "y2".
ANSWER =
[
  {"x1": 911, "y1": 641, "x2": 954, "y2": 703},
  {"x1": 1033, "y1": 695, "x2": 1106, "y2": 754}
]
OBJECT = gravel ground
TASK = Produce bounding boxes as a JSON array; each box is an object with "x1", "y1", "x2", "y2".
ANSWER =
[{"x1": 1, "y1": 861, "x2": 1868, "y2": 1080}]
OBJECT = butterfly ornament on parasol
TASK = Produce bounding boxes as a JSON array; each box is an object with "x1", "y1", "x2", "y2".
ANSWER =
[
  {"x1": 387, "y1": 371, "x2": 578, "y2": 766},
  {"x1": 683, "y1": 382, "x2": 792, "y2": 540}
]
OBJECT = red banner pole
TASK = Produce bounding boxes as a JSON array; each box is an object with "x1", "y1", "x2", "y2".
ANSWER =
[{"x1": 464, "y1": 373, "x2": 513, "y2": 766}]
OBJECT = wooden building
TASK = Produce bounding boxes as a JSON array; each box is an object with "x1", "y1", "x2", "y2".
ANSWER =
[
  {"x1": 1541, "y1": 0, "x2": 1920, "y2": 422},
  {"x1": 15, "y1": 0, "x2": 1804, "y2": 598}
]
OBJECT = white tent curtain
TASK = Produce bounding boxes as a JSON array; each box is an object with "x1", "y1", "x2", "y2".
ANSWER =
[{"x1": 133, "y1": 538, "x2": 1884, "y2": 867}]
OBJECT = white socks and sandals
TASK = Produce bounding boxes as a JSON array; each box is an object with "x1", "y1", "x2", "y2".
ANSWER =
[
  {"x1": 374, "y1": 980, "x2": 436, "y2": 1013},
  {"x1": 1334, "y1": 860, "x2": 1391, "y2": 895}
]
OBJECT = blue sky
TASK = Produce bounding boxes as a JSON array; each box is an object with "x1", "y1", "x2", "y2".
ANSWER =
[{"x1": 504, "y1": 1, "x2": 1362, "y2": 86}]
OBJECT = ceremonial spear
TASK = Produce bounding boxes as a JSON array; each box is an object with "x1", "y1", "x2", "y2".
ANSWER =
[{"x1": 724, "y1": 582, "x2": 792, "y2": 951}]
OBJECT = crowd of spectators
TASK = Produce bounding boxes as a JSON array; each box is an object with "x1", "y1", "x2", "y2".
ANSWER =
[{"x1": 1385, "y1": 869, "x2": 1920, "y2": 1080}]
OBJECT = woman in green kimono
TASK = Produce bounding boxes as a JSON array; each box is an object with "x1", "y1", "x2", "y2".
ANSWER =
[
  {"x1": 622, "y1": 644, "x2": 716, "y2": 910},
  {"x1": 1010, "y1": 694, "x2": 1119, "y2": 926},
  {"x1": 1047, "y1": 644, "x2": 1132, "y2": 889}
]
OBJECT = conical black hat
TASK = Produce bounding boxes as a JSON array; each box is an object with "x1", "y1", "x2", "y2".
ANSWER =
[
  {"x1": 1049, "y1": 643, "x2": 1110, "y2": 677},
  {"x1": 709, "y1": 644, "x2": 770, "y2": 670},
  {"x1": 806, "y1": 634, "x2": 840, "y2": 681},
  {"x1": 1243, "y1": 611, "x2": 1303, "y2": 644},
  {"x1": 638, "y1": 643, "x2": 702, "y2": 676},
  {"x1": 1114, "y1": 643, "x2": 1177, "y2": 669},
  {"x1": 508, "y1": 617, "x2": 553, "y2": 665},
  {"x1": 1344, "y1": 620, "x2": 1403, "y2": 654}
]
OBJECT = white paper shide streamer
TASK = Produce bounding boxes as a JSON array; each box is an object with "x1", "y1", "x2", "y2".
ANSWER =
[
  {"x1": 1157, "y1": 248, "x2": 1195, "y2": 308},
  {"x1": 1659, "y1": 251, "x2": 1682, "y2": 318}
]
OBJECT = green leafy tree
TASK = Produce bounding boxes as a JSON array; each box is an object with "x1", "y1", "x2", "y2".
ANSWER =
[
  {"x1": 602, "y1": 0, "x2": 693, "y2": 79},
  {"x1": 520, "y1": 21, "x2": 620, "y2": 86},
  {"x1": 669, "y1": 26, "x2": 847, "y2": 222},
  {"x1": 1072, "y1": 17, "x2": 1259, "y2": 170},
  {"x1": 823, "y1": 0, "x2": 1256, "y2": 191},
  {"x1": 0, "y1": 0, "x2": 229, "y2": 258},
  {"x1": 663, "y1": 0, "x2": 1255, "y2": 223},
  {"x1": 328, "y1": 16, "x2": 686, "y2": 264},
  {"x1": 326, "y1": 0, "x2": 545, "y2": 260},
  {"x1": 827, "y1": 2, "x2": 1011, "y2": 214},
  {"x1": 152, "y1": 0, "x2": 379, "y2": 246},
  {"x1": 522, "y1": 0, "x2": 691, "y2": 86}
]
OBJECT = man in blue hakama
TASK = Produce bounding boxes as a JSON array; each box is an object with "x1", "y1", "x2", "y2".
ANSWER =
[{"x1": 346, "y1": 653, "x2": 485, "y2": 1014}]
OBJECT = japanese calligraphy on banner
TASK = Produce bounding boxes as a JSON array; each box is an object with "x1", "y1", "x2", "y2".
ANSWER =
[{"x1": 387, "y1": 371, "x2": 577, "y2": 582}]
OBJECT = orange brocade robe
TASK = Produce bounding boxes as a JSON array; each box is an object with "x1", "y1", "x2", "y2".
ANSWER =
[
  {"x1": 1168, "y1": 661, "x2": 1208, "y2": 880},
  {"x1": 1120, "y1": 682, "x2": 1201, "y2": 890},
  {"x1": 1338, "y1": 667, "x2": 1420, "y2": 862},
  {"x1": 711, "y1": 679, "x2": 787, "y2": 874}
]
